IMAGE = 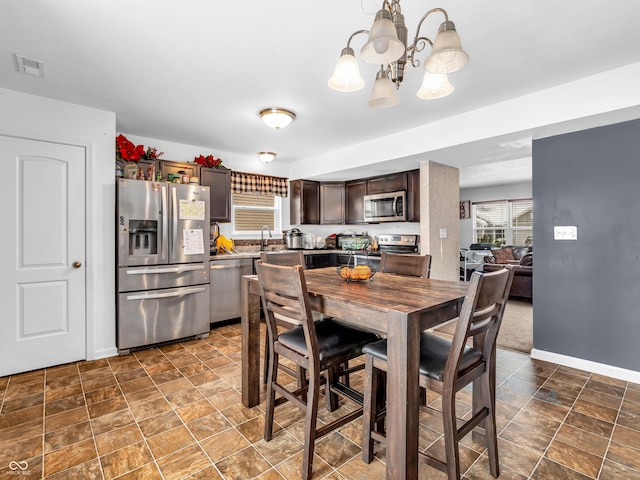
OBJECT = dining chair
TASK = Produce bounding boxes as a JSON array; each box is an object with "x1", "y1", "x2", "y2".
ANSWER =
[
  {"x1": 260, "y1": 251, "x2": 349, "y2": 411},
  {"x1": 256, "y1": 260, "x2": 379, "y2": 480},
  {"x1": 379, "y1": 251, "x2": 432, "y2": 278},
  {"x1": 260, "y1": 251, "x2": 307, "y2": 385},
  {"x1": 361, "y1": 265, "x2": 515, "y2": 480}
]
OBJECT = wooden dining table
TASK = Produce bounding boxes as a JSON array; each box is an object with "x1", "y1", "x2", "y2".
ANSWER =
[{"x1": 241, "y1": 266, "x2": 470, "y2": 479}]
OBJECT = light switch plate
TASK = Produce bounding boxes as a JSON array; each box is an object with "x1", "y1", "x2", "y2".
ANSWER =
[
  {"x1": 554, "y1": 226, "x2": 577, "y2": 240},
  {"x1": 439, "y1": 228, "x2": 447, "y2": 239}
]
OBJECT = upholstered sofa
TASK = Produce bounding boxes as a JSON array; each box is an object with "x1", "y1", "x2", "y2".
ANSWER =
[{"x1": 483, "y1": 246, "x2": 532, "y2": 299}]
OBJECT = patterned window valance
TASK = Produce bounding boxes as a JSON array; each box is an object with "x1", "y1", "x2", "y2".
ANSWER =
[{"x1": 231, "y1": 171, "x2": 288, "y2": 197}]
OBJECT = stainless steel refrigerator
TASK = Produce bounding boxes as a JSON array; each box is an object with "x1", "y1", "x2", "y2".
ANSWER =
[{"x1": 116, "y1": 179, "x2": 210, "y2": 354}]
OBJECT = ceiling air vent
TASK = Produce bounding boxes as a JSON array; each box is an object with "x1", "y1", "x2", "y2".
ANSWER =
[{"x1": 14, "y1": 54, "x2": 45, "y2": 78}]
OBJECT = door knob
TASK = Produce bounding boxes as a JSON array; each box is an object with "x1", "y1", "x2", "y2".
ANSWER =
[{"x1": 72, "y1": 261, "x2": 82, "y2": 268}]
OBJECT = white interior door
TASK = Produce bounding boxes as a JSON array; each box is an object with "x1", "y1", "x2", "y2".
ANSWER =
[{"x1": 0, "y1": 136, "x2": 86, "y2": 376}]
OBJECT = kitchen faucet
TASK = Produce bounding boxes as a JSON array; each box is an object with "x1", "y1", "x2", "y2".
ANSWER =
[{"x1": 260, "y1": 225, "x2": 272, "y2": 251}]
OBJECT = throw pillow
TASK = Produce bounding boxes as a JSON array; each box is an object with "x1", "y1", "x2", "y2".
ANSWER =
[
  {"x1": 519, "y1": 253, "x2": 533, "y2": 266},
  {"x1": 491, "y1": 248, "x2": 514, "y2": 264}
]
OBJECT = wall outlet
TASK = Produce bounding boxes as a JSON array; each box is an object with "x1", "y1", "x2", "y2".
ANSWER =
[
  {"x1": 554, "y1": 226, "x2": 577, "y2": 240},
  {"x1": 439, "y1": 228, "x2": 447, "y2": 239}
]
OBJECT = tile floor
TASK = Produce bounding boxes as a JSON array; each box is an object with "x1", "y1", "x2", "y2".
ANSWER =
[{"x1": 1, "y1": 322, "x2": 639, "y2": 480}]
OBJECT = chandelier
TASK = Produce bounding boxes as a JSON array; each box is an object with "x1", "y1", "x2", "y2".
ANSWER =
[{"x1": 328, "y1": 0, "x2": 468, "y2": 107}]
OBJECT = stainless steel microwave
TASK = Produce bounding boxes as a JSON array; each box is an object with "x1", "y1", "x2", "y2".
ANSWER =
[{"x1": 363, "y1": 190, "x2": 406, "y2": 222}]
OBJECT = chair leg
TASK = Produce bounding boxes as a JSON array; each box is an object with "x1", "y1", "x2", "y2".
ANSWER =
[
  {"x1": 263, "y1": 335, "x2": 269, "y2": 384},
  {"x1": 480, "y1": 371, "x2": 500, "y2": 477},
  {"x1": 297, "y1": 366, "x2": 308, "y2": 403},
  {"x1": 442, "y1": 391, "x2": 461, "y2": 480},
  {"x1": 362, "y1": 355, "x2": 376, "y2": 464},
  {"x1": 264, "y1": 351, "x2": 278, "y2": 441},
  {"x1": 325, "y1": 366, "x2": 339, "y2": 412},
  {"x1": 302, "y1": 369, "x2": 321, "y2": 480}
]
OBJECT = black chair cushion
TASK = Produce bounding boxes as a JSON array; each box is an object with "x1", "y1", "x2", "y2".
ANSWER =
[
  {"x1": 362, "y1": 332, "x2": 482, "y2": 381},
  {"x1": 278, "y1": 319, "x2": 379, "y2": 361}
]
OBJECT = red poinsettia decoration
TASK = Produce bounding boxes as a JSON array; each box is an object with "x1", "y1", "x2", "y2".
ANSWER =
[
  {"x1": 194, "y1": 154, "x2": 224, "y2": 169},
  {"x1": 116, "y1": 134, "x2": 164, "y2": 163}
]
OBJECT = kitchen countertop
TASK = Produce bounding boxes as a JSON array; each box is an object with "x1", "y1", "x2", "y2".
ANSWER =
[{"x1": 210, "y1": 249, "x2": 344, "y2": 261}]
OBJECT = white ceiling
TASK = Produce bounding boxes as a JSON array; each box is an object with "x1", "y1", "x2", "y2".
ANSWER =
[{"x1": 2, "y1": 0, "x2": 640, "y2": 188}]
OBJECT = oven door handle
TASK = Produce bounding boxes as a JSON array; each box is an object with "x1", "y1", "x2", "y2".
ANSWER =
[{"x1": 126, "y1": 286, "x2": 206, "y2": 301}]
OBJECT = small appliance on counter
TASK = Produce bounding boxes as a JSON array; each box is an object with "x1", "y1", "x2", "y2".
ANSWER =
[
  {"x1": 283, "y1": 228, "x2": 303, "y2": 249},
  {"x1": 302, "y1": 233, "x2": 326, "y2": 249}
]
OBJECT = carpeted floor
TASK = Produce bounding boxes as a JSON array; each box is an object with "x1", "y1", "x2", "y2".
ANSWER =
[{"x1": 434, "y1": 298, "x2": 533, "y2": 353}]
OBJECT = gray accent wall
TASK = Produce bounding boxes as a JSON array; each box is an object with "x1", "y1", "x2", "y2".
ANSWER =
[{"x1": 533, "y1": 118, "x2": 640, "y2": 371}]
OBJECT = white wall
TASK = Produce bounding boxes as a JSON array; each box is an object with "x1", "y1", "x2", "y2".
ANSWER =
[
  {"x1": 0, "y1": 87, "x2": 116, "y2": 360},
  {"x1": 459, "y1": 181, "x2": 532, "y2": 249}
]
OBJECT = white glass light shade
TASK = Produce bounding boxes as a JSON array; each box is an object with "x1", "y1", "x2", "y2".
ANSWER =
[
  {"x1": 423, "y1": 22, "x2": 468, "y2": 74},
  {"x1": 417, "y1": 71, "x2": 454, "y2": 99},
  {"x1": 328, "y1": 48, "x2": 365, "y2": 92},
  {"x1": 367, "y1": 70, "x2": 399, "y2": 108},
  {"x1": 258, "y1": 152, "x2": 276, "y2": 163},
  {"x1": 361, "y1": 10, "x2": 406, "y2": 65},
  {"x1": 259, "y1": 108, "x2": 296, "y2": 129}
]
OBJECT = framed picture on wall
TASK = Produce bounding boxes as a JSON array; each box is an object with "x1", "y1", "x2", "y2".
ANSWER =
[{"x1": 459, "y1": 200, "x2": 471, "y2": 219}]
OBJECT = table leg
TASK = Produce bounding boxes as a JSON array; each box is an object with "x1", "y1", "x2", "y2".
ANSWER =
[
  {"x1": 241, "y1": 276, "x2": 261, "y2": 407},
  {"x1": 385, "y1": 311, "x2": 421, "y2": 480}
]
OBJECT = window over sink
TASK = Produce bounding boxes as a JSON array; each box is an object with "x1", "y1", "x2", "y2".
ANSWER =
[{"x1": 232, "y1": 192, "x2": 280, "y2": 234}]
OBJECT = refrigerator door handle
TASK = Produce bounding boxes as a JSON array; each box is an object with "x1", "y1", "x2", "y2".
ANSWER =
[
  {"x1": 161, "y1": 183, "x2": 169, "y2": 262},
  {"x1": 126, "y1": 264, "x2": 206, "y2": 275},
  {"x1": 126, "y1": 286, "x2": 206, "y2": 301},
  {"x1": 171, "y1": 185, "x2": 178, "y2": 263}
]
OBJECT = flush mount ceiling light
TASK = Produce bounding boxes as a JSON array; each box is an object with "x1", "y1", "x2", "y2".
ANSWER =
[
  {"x1": 259, "y1": 108, "x2": 296, "y2": 129},
  {"x1": 328, "y1": 0, "x2": 468, "y2": 107},
  {"x1": 258, "y1": 151, "x2": 277, "y2": 163}
]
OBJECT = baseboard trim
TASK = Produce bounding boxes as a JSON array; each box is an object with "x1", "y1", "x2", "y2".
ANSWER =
[
  {"x1": 93, "y1": 347, "x2": 118, "y2": 360},
  {"x1": 531, "y1": 348, "x2": 640, "y2": 384}
]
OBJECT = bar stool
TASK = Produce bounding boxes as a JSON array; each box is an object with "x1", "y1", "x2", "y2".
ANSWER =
[
  {"x1": 361, "y1": 266, "x2": 514, "y2": 480},
  {"x1": 256, "y1": 261, "x2": 379, "y2": 480}
]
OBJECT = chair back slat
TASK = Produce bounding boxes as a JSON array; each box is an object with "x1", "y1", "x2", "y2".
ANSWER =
[
  {"x1": 446, "y1": 266, "x2": 515, "y2": 383},
  {"x1": 380, "y1": 252, "x2": 432, "y2": 278},
  {"x1": 255, "y1": 260, "x2": 320, "y2": 363},
  {"x1": 261, "y1": 251, "x2": 305, "y2": 268}
]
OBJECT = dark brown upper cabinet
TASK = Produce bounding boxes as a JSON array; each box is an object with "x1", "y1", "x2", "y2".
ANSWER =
[
  {"x1": 290, "y1": 179, "x2": 320, "y2": 225},
  {"x1": 200, "y1": 167, "x2": 231, "y2": 222},
  {"x1": 320, "y1": 182, "x2": 345, "y2": 224},
  {"x1": 406, "y1": 169, "x2": 420, "y2": 222},
  {"x1": 345, "y1": 179, "x2": 367, "y2": 224},
  {"x1": 159, "y1": 160, "x2": 199, "y2": 180},
  {"x1": 366, "y1": 172, "x2": 407, "y2": 194}
]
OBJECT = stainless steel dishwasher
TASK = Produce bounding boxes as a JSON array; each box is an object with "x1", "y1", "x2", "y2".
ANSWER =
[{"x1": 210, "y1": 257, "x2": 254, "y2": 324}]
